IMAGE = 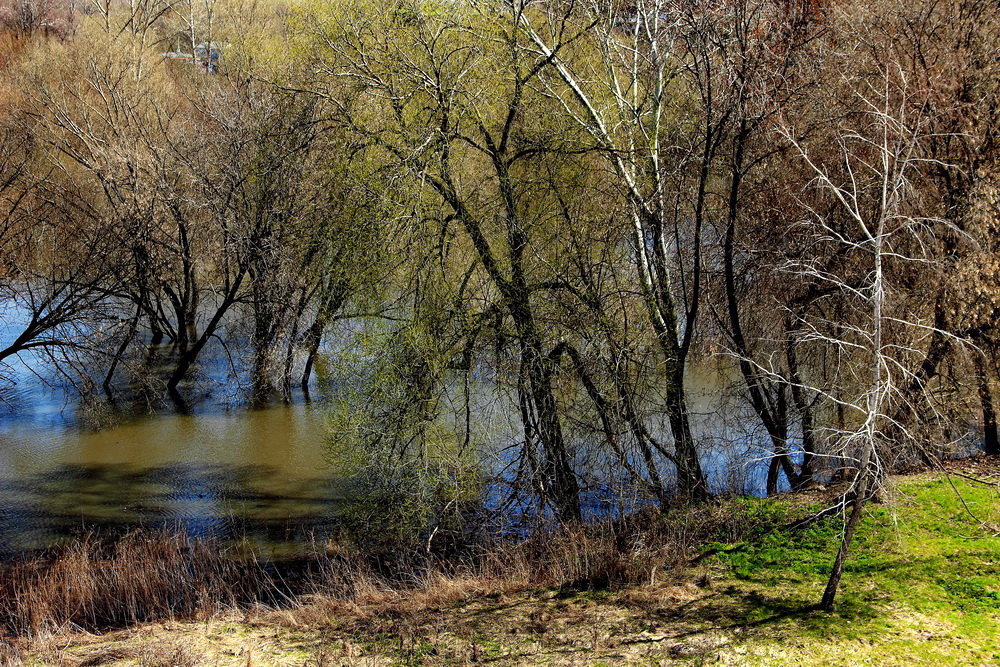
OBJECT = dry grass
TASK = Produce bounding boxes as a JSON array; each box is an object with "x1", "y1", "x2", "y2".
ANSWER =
[
  {"x1": 0, "y1": 497, "x2": 773, "y2": 660},
  {"x1": 271, "y1": 500, "x2": 774, "y2": 633},
  {"x1": 0, "y1": 531, "x2": 274, "y2": 641},
  {"x1": 71, "y1": 642, "x2": 203, "y2": 667},
  {"x1": 0, "y1": 30, "x2": 27, "y2": 71}
]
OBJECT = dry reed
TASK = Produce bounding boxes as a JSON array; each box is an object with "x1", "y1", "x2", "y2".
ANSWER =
[{"x1": 0, "y1": 499, "x2": 773, "y2": 649}]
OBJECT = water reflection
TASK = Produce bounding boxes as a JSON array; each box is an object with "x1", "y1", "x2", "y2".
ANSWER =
[
  {"x1": 0, "y1": 462, "x2": 344, "y2": 557},
  {"x1": 0, "y1": 360, "x2": 346, "y2": 558},
  {"x1": 1, "y1": 301, "x2": 788, "y2": 556}
]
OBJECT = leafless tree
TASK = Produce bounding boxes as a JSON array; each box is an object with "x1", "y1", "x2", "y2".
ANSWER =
[
  {"x1": 782, "y1": 57, "x2": 961, "y2": 608},
  {"x1": 515, "y1": 0, "x2": 712, "y2": 498}
]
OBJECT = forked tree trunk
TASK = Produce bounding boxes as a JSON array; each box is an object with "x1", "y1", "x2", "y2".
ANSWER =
[{"x1": 513, "y1": 310, "x2": 581, "y2": 522}]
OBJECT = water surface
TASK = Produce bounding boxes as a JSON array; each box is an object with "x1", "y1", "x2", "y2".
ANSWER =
[{"x1": 0, "y1": 311, "x2": 777, "y2": 555}]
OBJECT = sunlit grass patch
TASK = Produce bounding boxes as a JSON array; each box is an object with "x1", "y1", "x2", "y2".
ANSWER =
[{"x1": 706, "y1": 471, "x2": 1000, "y2": 663}]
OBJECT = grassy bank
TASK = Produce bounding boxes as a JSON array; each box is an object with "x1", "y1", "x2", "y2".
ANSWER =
[{"x1": 13, "y1": 460, "x2": 1000, "y2": 665}]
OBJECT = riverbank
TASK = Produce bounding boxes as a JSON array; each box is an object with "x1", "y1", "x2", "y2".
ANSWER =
[{"x1": 12, "y1": 458, "x2": 1000, "y2": 666}]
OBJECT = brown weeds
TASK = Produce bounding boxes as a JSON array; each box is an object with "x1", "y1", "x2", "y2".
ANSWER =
[
  {"x1": 0, "y1": 497, "x2": 776, "y2": 650},
  {"x1": 0, "y1": 531, "x2": 272, "y2": 639}
]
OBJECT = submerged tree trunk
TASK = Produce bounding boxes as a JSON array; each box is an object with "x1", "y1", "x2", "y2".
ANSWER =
[
  {"x1": 722, "y1": 128, "x2": 801, "y2": 496},
  {"x1": 103, "y1": 305, "x2": 142, "y2": 397},
  {"x1": 787, "y1": 331, "x2": 818, "y2": 488},
  {"x1": 520, "y1": 334, "x2": 581, "y2": 522},
  {"x1": 663, "y1": 367, "x2": 707, "y2": 500},
  {"x1": 550, "y1": 340, "x2": 670, "y2": 507},
  {"x1": 300, "y1": 280, "x2": 349, "y2": 392},
  {"x1": 166, "y1": 272, "x2": 246, "y2": 397},
  {"x1": 644, "y1": 214, "x2": 707, "y2": 502}
]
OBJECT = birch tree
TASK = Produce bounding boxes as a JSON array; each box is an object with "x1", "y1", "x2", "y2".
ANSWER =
[{"x1": 512, "y1": 0, "x2": 709, "y2": 498}]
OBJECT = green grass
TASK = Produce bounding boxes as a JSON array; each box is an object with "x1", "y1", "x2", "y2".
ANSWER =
[{"x1": 705, "y1": 472, "x2": 1000, "y2": 664}]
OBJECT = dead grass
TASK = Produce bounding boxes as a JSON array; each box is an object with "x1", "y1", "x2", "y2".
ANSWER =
[
  {"x1": 0, "y1": 531, "x2": 275, "y2": 642},
  {"x1": 70, "y1": 643, "x2": 203, "y2": 667},
  {"x1": 0, "y1": 494, "x2": 777, "y2": 661}
]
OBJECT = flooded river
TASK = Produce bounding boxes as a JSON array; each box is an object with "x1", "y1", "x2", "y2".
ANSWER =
[{"x1": 0, "y1": 318, "x2": 776, "y2": 556}]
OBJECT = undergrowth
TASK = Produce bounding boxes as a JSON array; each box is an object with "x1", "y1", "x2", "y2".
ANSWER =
[{"x1": 3, "y1": 467, "x2": 997, "y2": 665}]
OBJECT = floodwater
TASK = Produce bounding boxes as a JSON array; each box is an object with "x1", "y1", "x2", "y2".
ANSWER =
[
  {"x1": 0, "y1": 299, "x2": 356, "y2": 556},
  {"x1": 0, "y1": 311, "x2": 775, "y2": 557},
  {"x1": 0, "y1": 389, "x2": 343, "y2": 556}
]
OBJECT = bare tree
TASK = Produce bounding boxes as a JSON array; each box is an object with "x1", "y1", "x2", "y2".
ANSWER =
[
  {"x1": 782, "y1": 58, "x2": 959, "y2": 608},
  {"x1": 0, "y1": 108, "x2": 122, "y2": 385},
  {"x1": 316, "y1": 3, "x2": 593, "y2": 520}
]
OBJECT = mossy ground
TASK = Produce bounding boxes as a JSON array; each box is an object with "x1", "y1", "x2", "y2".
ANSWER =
[{"x1": 29, "y1": 461, "x2": 1000, "y2": 666}]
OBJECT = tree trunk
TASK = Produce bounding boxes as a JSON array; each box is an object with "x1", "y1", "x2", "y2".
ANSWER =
[
  {"x1": 765, "y1": 438, "x2": 797, "y2": 496},
  {"x1": 513, "y1": 311, "x2": 581, "y2": 523},
  {"x1": 787, "y1": 329, "x2": 817, "y2": 489},
  {"x1": 661, "y1": 360, "x2": 707, "y2": 500},
  {"x1": 300, "y1": 282, "x2": 348, "y2": 391},
  {"x1": 166, "y1": 272, "x2": 245, "y2": 395},
  {"x1": 975, "y1": 355, "x2": 999, "y2": 456},
  {"x1": 820, "y1": 462, "x2": 875, "y2": 610}
]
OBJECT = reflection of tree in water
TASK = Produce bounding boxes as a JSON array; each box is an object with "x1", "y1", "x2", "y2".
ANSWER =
[{"x1": 0, "y1": 464, "x2": 344, "y2": 557}]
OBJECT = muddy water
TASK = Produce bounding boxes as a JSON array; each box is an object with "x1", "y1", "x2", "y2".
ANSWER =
[
  {"x1": 0, "y1": 313, "x2": 773, "y2": 556},
  {"x1": 0, "y1": 396, "x2": 344, "y2": 556}
]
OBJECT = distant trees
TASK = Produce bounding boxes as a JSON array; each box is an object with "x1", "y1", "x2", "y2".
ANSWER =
[{"x1": 0, "y1": 0, "x2": 75, "y2": 39}]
